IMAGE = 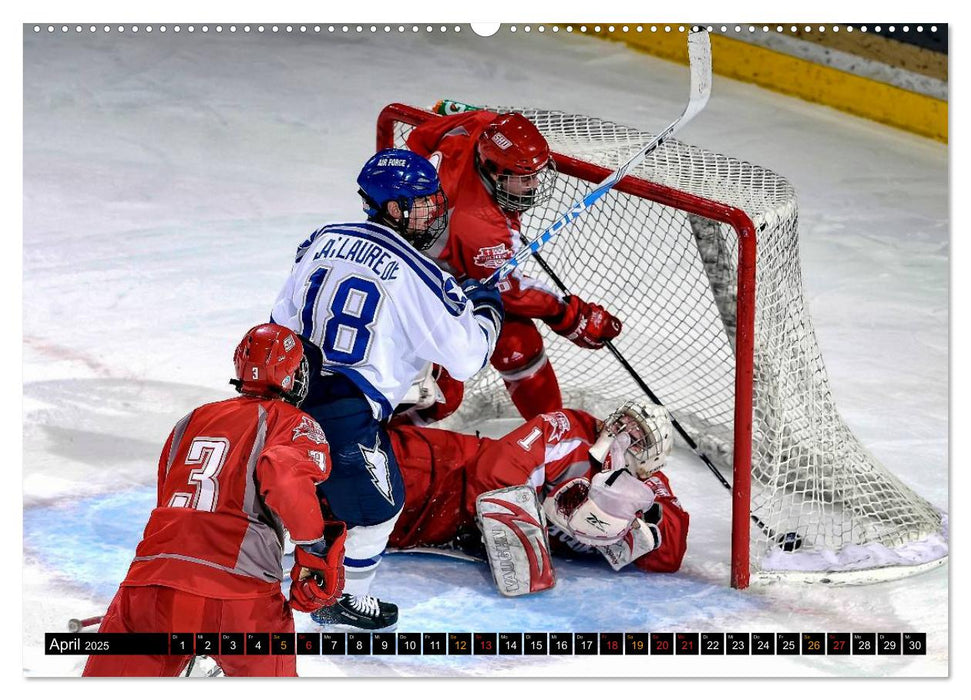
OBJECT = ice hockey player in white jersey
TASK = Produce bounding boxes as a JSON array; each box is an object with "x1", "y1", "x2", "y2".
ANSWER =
[{"x1": 270, "y1": 149, "x2": 503, "y2": 631}]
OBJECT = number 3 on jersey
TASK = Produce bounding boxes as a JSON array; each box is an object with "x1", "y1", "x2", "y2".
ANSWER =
[
  {"x1": 301, "y1": 266, "x2": 383, "y2": 365},
  {"x1": 168, "y1": 437, "x2": 230, "y2": 512}
]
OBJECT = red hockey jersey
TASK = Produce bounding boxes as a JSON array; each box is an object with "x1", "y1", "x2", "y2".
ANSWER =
[
  {"x1": 407, "y1": 110, "x2": 564, "y2": 319},
  {"x1": 122, "y1": 396, "x2": 332, "y2": 599},
  {"x1": 389, "y1": 409, "x2": 689, "y2": 573}
]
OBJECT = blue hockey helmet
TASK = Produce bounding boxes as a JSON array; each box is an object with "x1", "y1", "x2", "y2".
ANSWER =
[{"x1": 357, "y1": 148, "x2": 448, "y2": 250}]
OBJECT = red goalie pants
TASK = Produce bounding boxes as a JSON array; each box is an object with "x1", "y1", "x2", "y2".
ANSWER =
[{"x1": 82, "y1": 584, "x2": 297, "y2": 677}]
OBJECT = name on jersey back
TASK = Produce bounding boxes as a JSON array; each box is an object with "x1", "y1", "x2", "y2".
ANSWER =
[{"x1": 313, "y1": 235, "x2": 401, "y2": 281}]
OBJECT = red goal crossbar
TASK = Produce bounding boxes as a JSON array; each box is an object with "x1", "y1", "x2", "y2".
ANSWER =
[{"x1": 377, "y1": 103, "x2": 758, "y2": 588}]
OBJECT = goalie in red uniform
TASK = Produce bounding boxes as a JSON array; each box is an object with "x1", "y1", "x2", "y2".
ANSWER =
[
  {"x1": 388, "y1": 400, "x2": 688, "y2": 592},
  {"x1": 406, "y1": 108, "x2": 623, "y2": 420},
  {"x1": 83, "y1": 324, "x2": 346, "y2": 677}
]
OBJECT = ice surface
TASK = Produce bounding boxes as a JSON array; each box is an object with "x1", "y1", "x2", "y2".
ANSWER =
[{"x1": 22, "y1": 26, "x2": 948, "y2": 678}]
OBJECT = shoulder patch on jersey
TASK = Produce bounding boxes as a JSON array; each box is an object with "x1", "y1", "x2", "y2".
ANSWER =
[
  {"x1": 292, "y1": 415, "x2": 327, "y2": 445},
  {"x1": 473, "y1": 243, "x2": 513, "y2": 270},
  {"x1": 441, "y1": 276, "x2": 469, "y2": 317},
  {"x1": 308, "y1": 449, "x2": 329, "y2": 474},
  {"x1": 541, "y1": 411, "x2": 571, "y2": 443}
]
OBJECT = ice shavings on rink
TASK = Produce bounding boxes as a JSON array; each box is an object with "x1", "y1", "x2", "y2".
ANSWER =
[
  {"x1": 23, "y1": 489, "x2": 157, "y2": 599},
  {"x1": 24, "y1": 487, "x2": 762, "y2": 634},
  {"x1": 759, "y1": 513, "x2": 949, "y2": 580}
]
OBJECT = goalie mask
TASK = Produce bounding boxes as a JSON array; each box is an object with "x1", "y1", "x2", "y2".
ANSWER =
[
  {"x1": 231, "y1": 323, "x2": 310, "y2": 407},
  {"x1": 475, "y1": 113, "x2": 558, "y2": 213},
  {"x1": 588, "y1": 401, "x2": 674, "y2": 479}
]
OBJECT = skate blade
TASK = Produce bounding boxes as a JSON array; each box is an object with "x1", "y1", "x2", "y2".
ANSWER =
[{"x1": 312, "y1": 621, "x2": 399, "y2": 633}]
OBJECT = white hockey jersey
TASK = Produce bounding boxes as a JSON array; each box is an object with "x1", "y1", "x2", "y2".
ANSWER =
[{"x1": 271, "y1": 221, "x2": 498, "y2": 420}]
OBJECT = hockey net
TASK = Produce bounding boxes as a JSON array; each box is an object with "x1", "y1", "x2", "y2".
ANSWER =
[{"x1": 377, "y1": 102, "x2": 947, "y2": 588}]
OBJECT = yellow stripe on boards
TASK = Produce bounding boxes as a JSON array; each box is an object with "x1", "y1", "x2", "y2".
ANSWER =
[{"x1": 581, "y1": 27, "x2": 947, "y2": 143}]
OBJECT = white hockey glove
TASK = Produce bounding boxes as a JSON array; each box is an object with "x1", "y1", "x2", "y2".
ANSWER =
[
  {"x1": 543, "y1": 469, "x2": 657, "y2": 547},
  {"x1": 398, "y1": 363, "x2": 443, "y2": 411}
]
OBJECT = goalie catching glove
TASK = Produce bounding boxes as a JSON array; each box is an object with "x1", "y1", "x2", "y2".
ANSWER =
[
  {"x1": 289, "y1": 521, "x2": 347, "y2": 612},
  {"x1": 543, "y1": 470, "x2": 663, "y2": 570},
  {"x1": 543, "y1": 469, "x2": 656, "y2": 546},
  {"x1": 546, "y1": 295, "x2": 622, "y2": 350}
]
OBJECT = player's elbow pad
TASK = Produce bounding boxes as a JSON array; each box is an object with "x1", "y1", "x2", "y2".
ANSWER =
[
  {"x1": 448, "y1": 321, "x2": 502, "y2": 381},
  {"x1": 447, "y1": 346, "x2": 491, "y2": 382}
]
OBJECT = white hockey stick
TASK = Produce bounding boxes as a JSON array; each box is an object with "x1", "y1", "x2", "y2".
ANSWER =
[
  {"x1": 484, "y1": 27, "x2": 712, "y2": 286},
  {"x1": 385, "y1": 545, "x2": 485, "y2": 563}
]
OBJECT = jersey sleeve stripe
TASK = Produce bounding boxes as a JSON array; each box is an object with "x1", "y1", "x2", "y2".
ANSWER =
[
  {"x1": 295, "y1": 226, "x2": 327, "y2": 264},
  {"x1": 241, "y1": 405, "x2": 269, "y2": 517},
  {"x1": 164, "y1": 411, "x2": 195, "y2": 477}
]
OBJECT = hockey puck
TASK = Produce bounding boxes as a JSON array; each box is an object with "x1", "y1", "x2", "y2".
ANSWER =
[{"x1": 777, "y1": 531, "x2": 803, "y2": 552}]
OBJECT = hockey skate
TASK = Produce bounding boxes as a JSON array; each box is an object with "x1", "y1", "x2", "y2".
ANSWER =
[{"x1": 310, "y1": 594, "x2": 398, "y2": 632}]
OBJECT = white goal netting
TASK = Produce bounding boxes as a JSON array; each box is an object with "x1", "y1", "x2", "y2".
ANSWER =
[{"x1": 386, "y1": 105, "x2": 947, "y2": 584}]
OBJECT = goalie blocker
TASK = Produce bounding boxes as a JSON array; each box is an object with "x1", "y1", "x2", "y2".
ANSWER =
[{"x1": 475, "y1": 485, "x2": 556, "y2": 597}]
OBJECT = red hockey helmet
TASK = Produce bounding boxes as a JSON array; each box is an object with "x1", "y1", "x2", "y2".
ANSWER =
[
  {"x1": 231, "y1": 323, "x2": 309, "y2": 406},
  {"x1": 476, "y1": 113, "x2": 558, "y2": 212}
]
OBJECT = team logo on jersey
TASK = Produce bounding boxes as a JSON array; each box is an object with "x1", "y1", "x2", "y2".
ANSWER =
[
  {"x1": 541, "y1": 411, "x2": 571, "y2": 443},
  {"x1": 360, "y1": 438, "x2": 395, "y2": 505},
  {"x1": 292, "y1": 416, "x2": 327, "y2": 445},
  {"x1": 473, "y1": 243, "x2": 512, "y2": 269}
]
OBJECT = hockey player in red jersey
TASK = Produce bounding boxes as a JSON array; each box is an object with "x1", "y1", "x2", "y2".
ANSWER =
[
  {"x1": 407, "y1": 109, "x2": 623, "y2": 420},
  {"x1": 388, "y1": 401, "x2": 688, "y2": 580},
  {"x1": 83, "y1": 324, "x2": 346, "y2": 677}
]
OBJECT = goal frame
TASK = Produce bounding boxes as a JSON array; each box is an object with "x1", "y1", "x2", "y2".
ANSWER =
[{"x1": 377, "y1": 102, "x2": 759, "y2": 589}]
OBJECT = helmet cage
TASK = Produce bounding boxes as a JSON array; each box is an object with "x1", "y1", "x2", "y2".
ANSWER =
[
  {"x1": 282, "y1": 354, "x2": 310, "y2": 407},
  {"x1": 492, "y1": 160, "x2": 558, "y2": 213},
  {"x1": 598, "y1": 401, "x2": 674, "y2": 479},
  {"x1": 390, "y1": 188, "x2": 449, "y2": 251}
]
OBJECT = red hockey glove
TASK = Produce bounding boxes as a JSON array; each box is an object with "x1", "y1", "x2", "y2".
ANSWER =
[
  {"x1": 546, "y1": 296, "x2": 622, "y2": 349},
  {"x1": 288, "y1": 521, "x2": 347, "y2": 613}
]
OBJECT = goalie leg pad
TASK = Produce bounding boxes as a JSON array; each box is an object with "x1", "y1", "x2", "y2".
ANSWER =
[{"x1": 475, "y1": 485, "x2": 556, "y2": 597}]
